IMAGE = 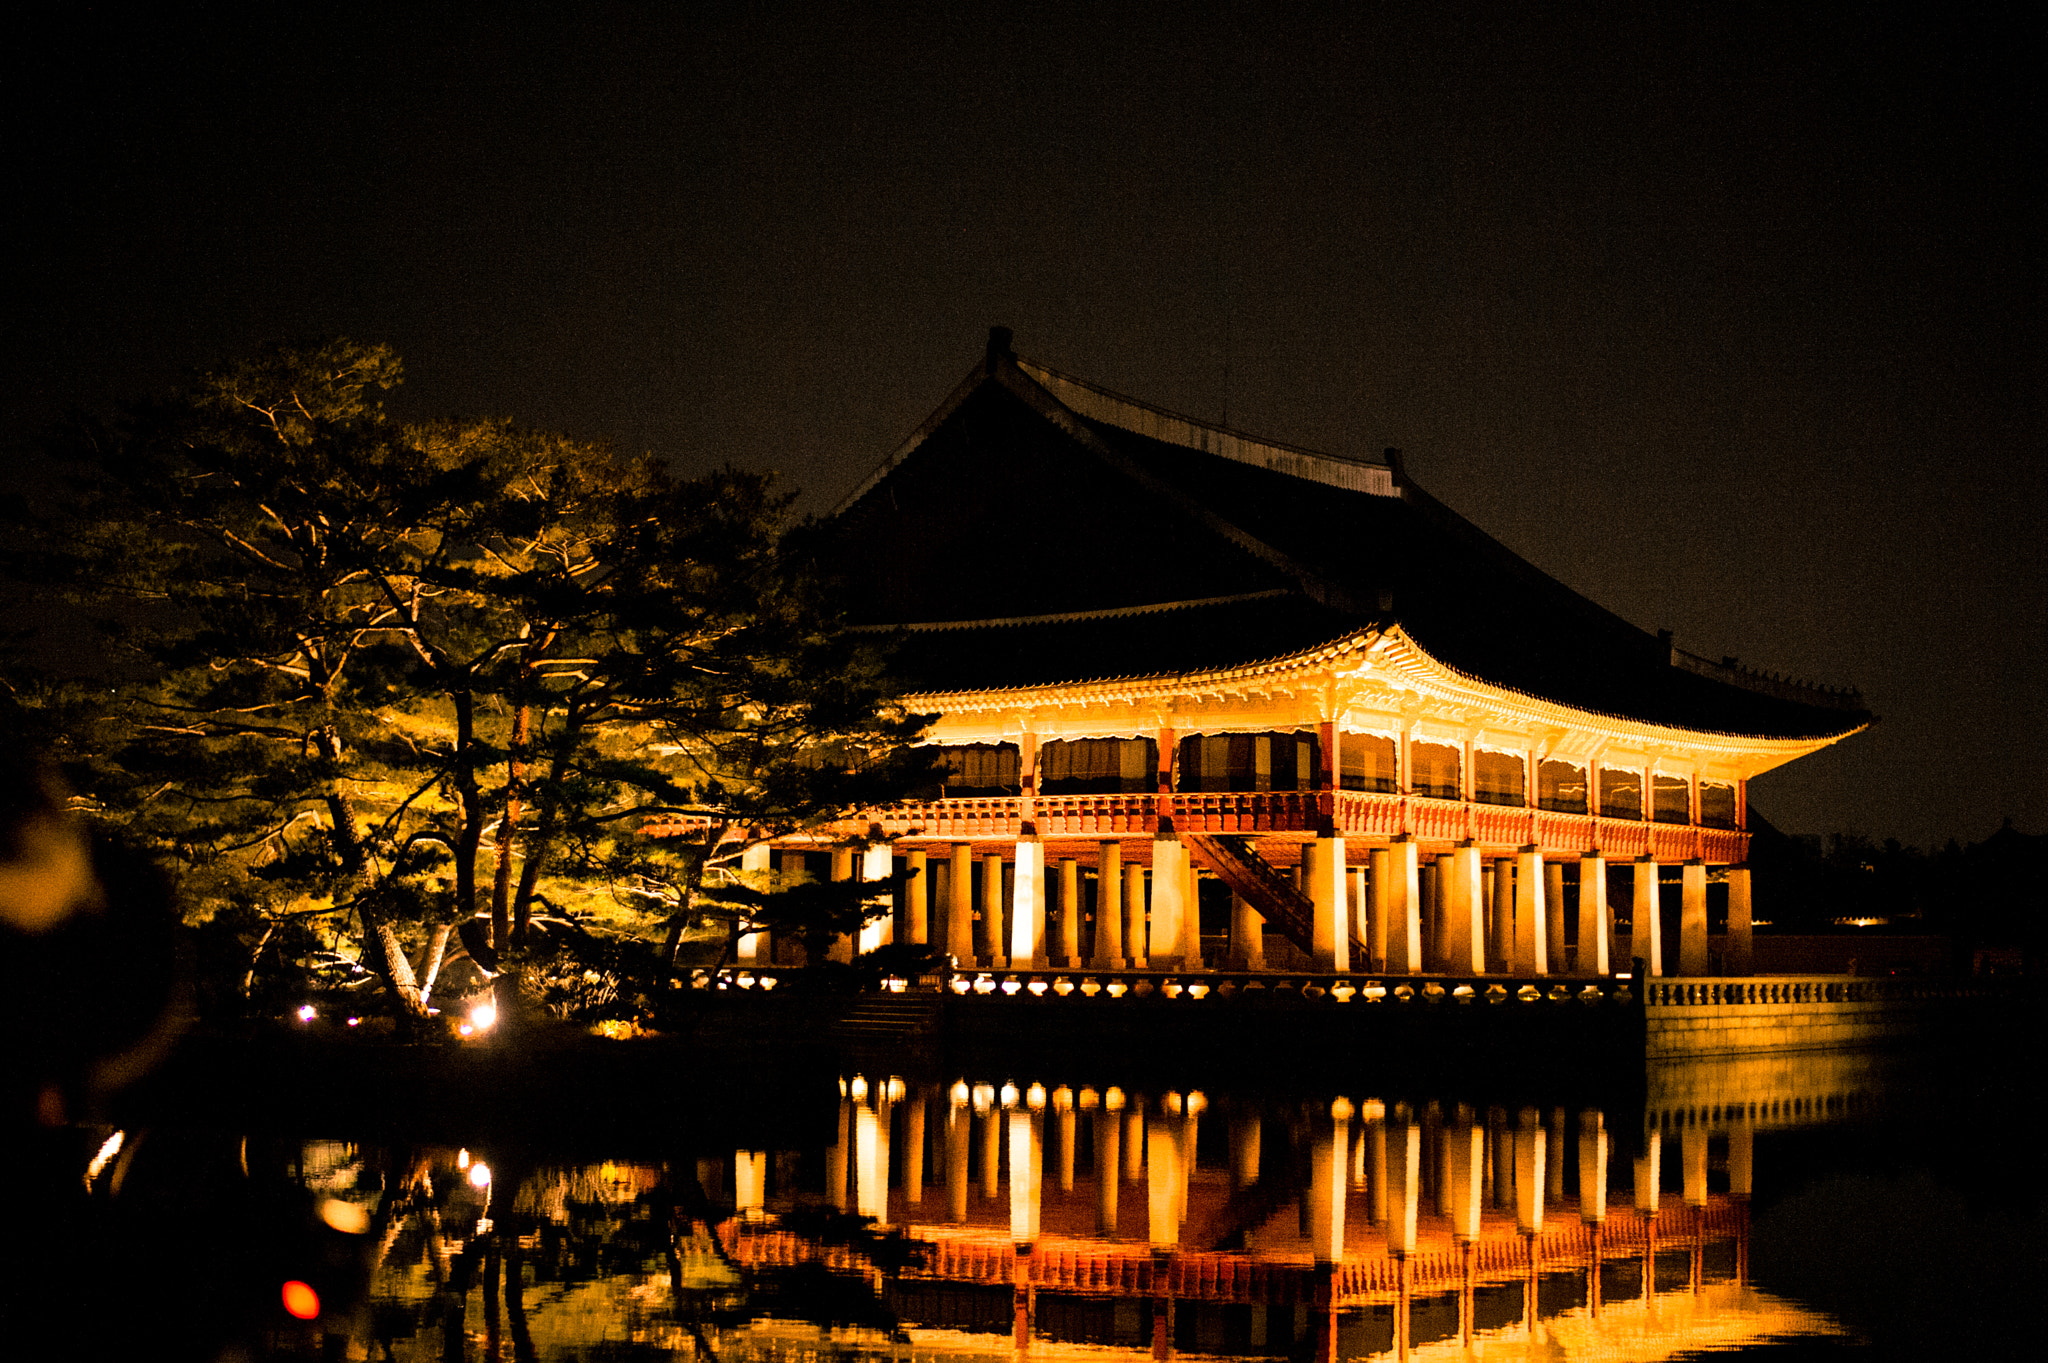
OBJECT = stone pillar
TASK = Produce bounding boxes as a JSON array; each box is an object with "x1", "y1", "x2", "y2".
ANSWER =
[
  {"x1": 1305, "y1": 837, "x2": 1350, "y2": 972},
  {"x1": 1351, "y1": 867, "x2": 1371, "y2": 964},
  {"x1": 1513, "y1": 848, "x2": 1548, "y2": 975},
  {"x1": 829, "y1": 848, "x2": 857, "y2": 963},
  {"x1": 1632, "y1": 858, "x2": 1663, "y2": 977},
  {"x1": 1442, "y1": 843, "x2": 1486, "y2": 974},
  {"x1": 948, "y1": 843, "x2": 975, "y2": 967},
  {"x1": 1011, "y1": 839, "x2": 1046, "y2": 968},
  {"x1": 1726, "y1": 866, "x2": 1754, "y2": 976},
  {"x1": 1579, "y1": 1110, "x2": 1608, "y2": 1225},
  {"x1": 1058, "y1": 858, "x2": 1081, "y2": 965},
  {"x1": 1309, "y1": 1099, "x2": 1352, "y2": 1263},
  {"x1": 777, "y1": 849, "x2": 809, "y2": 965},
  {"x1": 1125, "y1": 862, "x2": 1148, "y2": 966},
  {"x1": 1514, "y1": 1107, "x2": 1545, "y2": 1235},
  {"x1": 1577, "y1": 853, "x2": 1610, "y2": 975},
  {"x1": 734, "y1": 1149, "x2": 766, "y2": 1221},
  {"x1": 859, "y1": 842, "x2": 894, "y2": 954},
  {"x1": 1094, "y1": 841, "x2": 1124, "y2": 968},
  {"x1": 1488, "y1": 858, "x2": 1512, "y2": 970},
  {"x1": 1150, "y1": 838, "x2": 1190, "y2": 970},
  {"x1": 1679, "y1": 860, "x2": 1709, "y2": 976},
  {"x1": 1418, "y1": 858, "x2": 1440, "y2": 968},
  {"x1": 737, "y1": 843, "x2": 772, "y2": 964},
  {"x1": 1184, "y1": 861, "x2": 1205, "y2": 968},
  {"x1": 1093, "y1": 1107, "x2": 1120, "y2": 1233},
  {"x1": 905, "y1": 848, "x2": 929, "y2": 946},
  {"x1": 1009, "y1": 1109, "x2": 1042, "y2": 1247},
  {"x1": 1546, "y1": 861, "x2": 1568, "y2": 970},
  {"x1": 1377, "y1": 839, "x2": 1422, "y2": 973},
  {"x1": 1230, "y1": 892, "x2": 1265, "y2": 969},
  {"x1": 981, "y1": 853, "x2": 1006, "y2": 968}
]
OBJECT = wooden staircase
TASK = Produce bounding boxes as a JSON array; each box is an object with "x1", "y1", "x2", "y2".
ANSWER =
[{"x1": 1184, "y1": 833, "x2": 1369, "y2": 962}]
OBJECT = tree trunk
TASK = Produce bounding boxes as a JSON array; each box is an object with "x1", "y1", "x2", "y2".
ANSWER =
[
  {"x1": 415, "y1": 921, "x2": 455, "y2": 1006},
  {"x1": 492, "y1": 694, "x2": 531, "y2": 945}
]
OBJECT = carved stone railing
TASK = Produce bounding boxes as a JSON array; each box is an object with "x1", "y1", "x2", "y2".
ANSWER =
[{"x1": 1642, "y1": 975, "x2": 1999, "y2": 1008}]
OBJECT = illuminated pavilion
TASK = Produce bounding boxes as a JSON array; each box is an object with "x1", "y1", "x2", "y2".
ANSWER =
[{"x1": 745, "y1": 328, "x2": 1869, "y2": 981}]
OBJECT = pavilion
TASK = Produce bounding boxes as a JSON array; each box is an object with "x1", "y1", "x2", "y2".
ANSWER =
[{"x1": 744, "y1": 329, "x2": 1869, "y2": 981}]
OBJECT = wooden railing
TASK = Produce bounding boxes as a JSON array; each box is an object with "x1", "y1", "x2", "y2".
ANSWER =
[{"x1": 860, "y1": 790, "x2": 1747, "y2": 860}]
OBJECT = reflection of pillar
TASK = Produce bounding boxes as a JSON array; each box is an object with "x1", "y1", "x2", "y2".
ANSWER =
[
  {"x1": 981, "y1": 853, "x2": 1006, "y2": 968},
  {"x1": 1548, "y1": 1108, "x2": 1567, "y2": 1205},
  {"x1": 1443, "y1": 844, "x2": 1486, "y2": 973},
  {"x1": 1633, "y1": 1129, "x2": 1661, "y2": 1219},
  {"x1": 1232, "y1": 1111, "x2": 1262, "y2": 1188},
  {"x1": 1726, "y1": 866, "x2": 1754, "y2": 975},
  {"x1": 1578, "y1": 854, "x2": 1609, "y2": 975},
  {"x1": 1094, "y1": 1108, "x2": 1121, "y2": 1233},
  {"x1": 1579, "y1": 1111, "x2": 1608, "y2": 1225},
  {"x1": 1126, "y1": 863, "x2": 1149, "y2": 966},
  {"x1": 948, "y1": 843, "x2": 974, "y2": 966},
  {"x1": 1730, "y1": 1120, "x2": 1753, "y2": 1198},
  {"x1": 947, "y1": 1096, "x2": 970, "y2": 1223},
  {"x1": 737, "y1": 844, "x2": 772, "y2": 963},
  {"x1": 1125, "y1": 1108, "x2": 1146, "y2": 1182},
  {"x1": 1514, "y1": 849, "x2": 1548, "y2": 974},
  {"x1": 1147, "y1": 1109, "x2": 1182, "y2": 1248},
  {"x1": 1682, "y1": 1124, "x2": 1709, "y2": 1207},
  {"x1": 1387, "y1": 1116, "x2": 1420, "y2": 1256},
  {"x1": 1679, "y1": 860, "x2": 1709, "y2": 976},
  {"x1": 904, "y1": 1091, "x2": 926, "y2": 1206},
  {"x1": 981, "y1": 1106, "x2": 1001, "y2": 1200},
  {"x1": 1491, "y1": 858, "x2": 1515, "y2": 972},
  {"x1": 1011, "y1": 839, "x2": 1046, "y2": 968},
  {"x1": 904, "y1": 848, "x2": 928, "y2": 946},
  {"x1": 1367, "y1": 1113, "x2": 1389, "y2": 1226},
  {"x1": 1058, "y1": 857, "x2": 1081, "y2": 965},
  {"x1": 1378, "y1": 839, "x2": 1421, "y2": 973},
  {"x1": 1055, "y1": 1091, "x2": 1077, "y2": 1193},
  {"x1": 1446, "y1": 1112, "x2": 1483, "y2": 1243},
  {"x1": 1545, "y1": 861, "x2": 1568, "y2": 970},
  {"x1": 860, "y1": 843, "x2": 894, "y2": 954},
  {"x1": 1150, "y1": 838, "x2": 1190, "y2": 970},
  {"x1": 1230, "y1": 892, "x2": 1265, "y2": 970},
  {"x1": 855, "y1": 1100, "x2": 888, "y2": 1222},
  {"x1": 1308, "y1": 1100, "x2": 1352, "y2": 1262},
  {"x1": 1632, "y1": 858, "x2": 1663, "y2": 976},
  {"x1": 827, "y1": 1098, "x2": 850, "y2": 1210},
  {"x1": 1515, "y1": 1108, "x2": 1545, "y2": 1234},
  {"x1": 1095, "y1": 841, "x2": 1124, "y2": 968},
  {"x1": 830, "y1": 849, "x2": 857, "y2": 962},
  {"x1": 734, "y1": 1150, "x2": 766, "y2": 1221},
  {"x1": 1009, "y1": 1110, "x2": 1042, "y2": 1246}
]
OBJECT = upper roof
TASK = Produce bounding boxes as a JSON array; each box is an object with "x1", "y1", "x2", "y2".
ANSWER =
[{"x1": 820, "y1": 329, "x2": 1870, "y2": 742}]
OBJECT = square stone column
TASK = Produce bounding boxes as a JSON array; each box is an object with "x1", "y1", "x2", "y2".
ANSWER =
[
  {"x1": 1513, "y1": 848, "x2": 1549, "y2": 975},
  {"x1": 1631, "y1": 858, "x2": 1663, "y2": 976},
  {"x1": 1230, "y1": 891, "x2": 1265, "y2": 969},
  {"x1": 1010, "y1": 840, "x2": 1046, "y2": 968},
  {"x1": 1726, "y1": 866, "x2": 1754, "y2": 975},
  {"x1": 1125, "y1": 863, "x2": 1148, "y2": 966},
  {"x1": 1305, "y1": 836, "x2": 1350, "y2": 973},
  {"x1": 1375, "y1": 839, "x2": 1422, "y2": 973},
  {"x1": 737, "y1": 842, "x2": 772, "y2": 963},
  {"x1": 1149, "y1": 838, "x2": 1190, "y2": 970},
  {"x1": 1679, "y1": 860, "x2": 1709, "y2": 975},
  {"x1": 905, "y1": 848, "x2": 929, "y2": 946},
  {"x1": 1094, "y1": 841, "x2": 1124, "y2": 968},
  {"x1": 981, "y1": 852, "x2": 1006, "y2": 968},
  {"x1": 948, "y1": 843, "x2": 975, "y2": 967},
  {"x1": 1057, "y1": 858, "x2": 1081, "y2": 964},
  {"x1": 1545, "y1": 862, "x2": 1569, "y2": 970},
  {"x1": 1491, "y1": 858, "x2": 1515, "y2": 971},
  {"x1": 1442, "y1": 844, "x2": 1486, "y2": 974},
  {"x1": 1577, "y1": 854, "x2": 1610, "y2": 975}
]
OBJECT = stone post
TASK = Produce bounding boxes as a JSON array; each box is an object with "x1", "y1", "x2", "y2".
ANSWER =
[
  {"x1": 1442, "y1": 843, "x2": 1486, "y2": 974},
  {"x1": 1147, "y1": 1106, "x2": 1182, "y2": 1249},
  {"x1": 1578, "y1": 853, "x2": 1610, "y2": 975},
  {"x1": 905, "y1": 848, "x2": 929, "y2": 946},
  {"x1": 981, "y1": 852, "x2": 1006, "y2": 968},
  {"x1": 1514, "y1": 847, "x2": 1548, "y2": 975},
  {"x1": 1057, "y1": 857, "x2": 1081, "y2": 965},
  {"x1": 1515, "y1": 1107, "x2": 1545, "y2": 1235},
  {"x1": 904, "y1": 1090, "x2": 926, "y2": 1206},
  {"x1": 1094, "y1": 841, "x2": 1124, "y2": 968},
  {"x1": 1125, "y1": 862, "x2": 1148, "y2": 966},
  {"x1": 1150, "y1": 838, "x2": 1190, "y2": 970},
  {"x1": 1632, "y1": 857, "x2": 1663, "y2": 976},
  {"x1": 1726, "y1": 866, "x2": 1754, "y2": 975},
  {"x1": 1230, "y1": 892, "x2": 1265, "y2": 969},
  {"x1": 1579, "y1": 1110, "x2": 1608, "y2": 1225},
  {"x1": 1306, "y1": 836, "x2": 1350, "y2": 972},
  {"x1": 1011, "y1": 839, "x2": 1046, "y2": 968},
  {"x1": 1491, "y1": 857, "x2": 1515, "y2": 971},
  {"x1": 948, "y1": 843, "x2": 975, "y2": 968},
  {"x1": 829, "y1": 848, "x2": 857, "y2": 963},
  {"x1": 1094, "y1": 1103, "x2": 1121, "y2": 1233},
  {"x1": 737, "y1": 842, "x2": 772, "y2": 964},
  {"x1": 1679, "y1": 860, "x2": 1709, "y2": 976},
  {"x1": 1376, "y1": 839, "x2": 1422, "y2": 973},
  {"x1": 1545, "y1": 861, "x2": 1568, "y2": 971},
  {"x1": 859, "y1": 842, "x2": 893, "y2": 954},
  {"x1": 1388, "y1": 1113, "x2": 1420, "y2": 1257}
]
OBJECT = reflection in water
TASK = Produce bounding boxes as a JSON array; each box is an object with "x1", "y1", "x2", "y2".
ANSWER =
[{"x1": 257, "y1": 1059, "x2": 1881, "y2": 1362}]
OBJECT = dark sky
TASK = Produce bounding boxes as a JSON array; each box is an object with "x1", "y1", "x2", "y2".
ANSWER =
[{"x1": 6, "y1": 2, "x2": 2041, "y2": 847}]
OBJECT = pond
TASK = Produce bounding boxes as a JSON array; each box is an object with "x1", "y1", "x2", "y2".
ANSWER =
[{"x1": 12, "y1": 1038, "x2": 2044, "y2": 1360}]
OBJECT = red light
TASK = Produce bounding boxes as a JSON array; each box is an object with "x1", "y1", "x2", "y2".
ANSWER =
[{"x1": 281, "y1": 1279, "x2": 320, "y2": 1320}]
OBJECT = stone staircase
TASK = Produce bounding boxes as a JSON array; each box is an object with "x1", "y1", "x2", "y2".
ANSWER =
[{"x1": 830, "y1": 992, "x2": 944, "y2": 1049}]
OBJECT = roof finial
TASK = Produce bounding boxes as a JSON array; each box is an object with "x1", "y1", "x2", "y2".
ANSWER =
[{"x1": 987, "y1": 325, "x2": 1014, "y2": 370}]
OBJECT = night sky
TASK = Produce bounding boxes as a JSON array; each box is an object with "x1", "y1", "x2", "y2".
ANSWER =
[{"x1": 6, "y1": 3, "x2": 2040, "y2": 847}]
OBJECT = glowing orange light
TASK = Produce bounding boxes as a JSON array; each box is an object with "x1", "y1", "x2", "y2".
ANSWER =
[{"x1": 281, "y1": 1280, "x2": 320, "y2": 1320}]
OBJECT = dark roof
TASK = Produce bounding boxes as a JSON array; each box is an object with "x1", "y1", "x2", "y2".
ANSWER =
[{"x1": 824, "y1": 336, "x2": 1870, "y2": 741}]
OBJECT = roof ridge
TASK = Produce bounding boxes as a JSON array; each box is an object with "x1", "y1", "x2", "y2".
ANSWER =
[{"x1": 848, "y1": 588, "x2": 1297, "y2": 634}]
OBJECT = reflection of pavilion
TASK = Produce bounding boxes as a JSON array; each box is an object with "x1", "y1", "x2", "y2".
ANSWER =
[{"x1": 717, "y1": 1074, "x2": 1851, "y2": 1360}]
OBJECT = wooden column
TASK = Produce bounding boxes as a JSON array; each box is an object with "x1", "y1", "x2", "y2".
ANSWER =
[
  {"x1": 1064, "y1": 855, "x2": 1081, "y2": 961},
  {"x1": 1094, "y1": 841, "x2": 1124, "y2": 968},
  {"x1": 1679, "y1": 860, "x2": 1709, "y2": 976},
  {"x1": 1726, "y1": 866, "x2": 1754, "y2": 976},
  {"x1": 981, "y1": 852, "x2": 1006, "y2": 968},
  {"x1": 905, "y1": 848, "x2": 929, "y2": 946},
  {"x1": 1577, "y1": 853, "x2": 1610, "y2": 975},
  {"x1": 1513, "y1": 847, "x2": 1548, "y2": 975},
  {"x1": 1631, "y1": 857, "x2": 1663, "y2": 977},
  {"x1": 1443, "y1": 843, "x2": 1486, "y2": 974},
  {"x1": 948, "y1": 843, "x2": 975, "y2": 967}
]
